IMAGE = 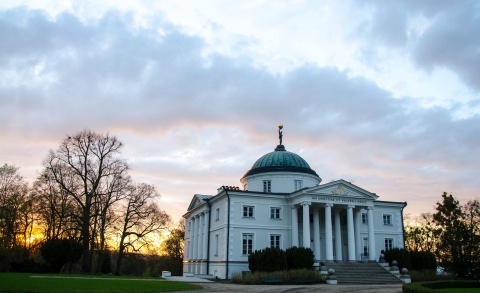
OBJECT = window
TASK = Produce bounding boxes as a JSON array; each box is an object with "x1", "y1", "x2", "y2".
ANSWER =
[
  {"x1": 214, "y1": 234, "x2": 219, "y2": 256},
  {"x1": 363, "y1": 237, "x2": 369, "y2": 257},
  {"x1": 294, "y1": 180, "x2": 303, "y2": 191},
  {"x1": 263, "y1": 180, "x2": 271, "y2": 193},
  {"x1": 187, "y1": 241, "x2": 191, "y2": 258},
  {"x1": 270, "y1": 235, "x2": 281, "y2": 249},
  {"x1": 383, "y1": 214, "x2": 392, "y2": 225},
  {"x1": 362, "y1": 213, "x2": 368, "y2": 224},
  {"x1": 188, "y1": 221, "x2": 191, "y2": 231},
  {"x1": 243, "y1": 205, "x2": 255, "y2": 218},
  {"x1": 385, "y1": 238, "x2": 393, "y2": 251},
  {"x1": 242, "y1": 234, "x2": 253, "y2": 255},
  {"x1": 270, "y1": 207, "x2": 281, "y2": 219},
  {"x1": 215, "y1": 208, "x2": 220, "y2": 221}
]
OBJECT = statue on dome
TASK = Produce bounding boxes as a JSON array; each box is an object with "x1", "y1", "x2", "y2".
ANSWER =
[{"x1": 278, "y1": 124, "x2": 283, "y2": 145}]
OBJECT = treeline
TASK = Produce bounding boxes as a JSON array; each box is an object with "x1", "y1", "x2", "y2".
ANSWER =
[
  {"x1": 404, "y1": 192, "x2": 480, "y2": 279},
  {"x1": 0, "y1": 129, "x2": 184, "y2": 275}
]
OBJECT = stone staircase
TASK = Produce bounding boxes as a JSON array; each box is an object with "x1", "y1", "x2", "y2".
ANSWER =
[{"x1": 326, "y1": 262, "x2": 403, "y2": 285}]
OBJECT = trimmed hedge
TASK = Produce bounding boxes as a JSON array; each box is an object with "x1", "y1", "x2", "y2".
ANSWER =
[
  {"x1": 231, "y1": 269, "x2": 325, "y2": 285},
  {"x1": 285, "y1": 246, "x2": 314, "y2": 270},
  {"x1": 410, "y1": 251, "x2": 436, "y2": 271},
  {"x1": 382, "y1": 249, "x2": 436, "y2": 271},
  {"x1": 248, "y1": 247, "x2": 287, "y2": 273},
  {"x1": 384, "y1": 248, "x2": 411, "y2": 269},
  {"x1": 402, "y1": 281, "x2": 480, "y2": 293}
]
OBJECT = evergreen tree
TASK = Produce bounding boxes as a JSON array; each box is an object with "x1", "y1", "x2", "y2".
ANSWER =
[{"x1": 433, "y1": 192, "x2": 480, "y2": 278}]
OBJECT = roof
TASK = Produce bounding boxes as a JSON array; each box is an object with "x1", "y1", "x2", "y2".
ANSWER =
[
  {"x1": 186, "y1": 194, "x2": 213, "y2": 211},
  {"x1": 242, "y1": 144, "x2": 319, "y2": 178}
]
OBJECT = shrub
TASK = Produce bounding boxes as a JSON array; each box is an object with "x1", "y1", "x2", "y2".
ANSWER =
[
  {"x1": 410, "y1": 251, "x2": 436, "y2": 271},
  {"x1": 233, "y1": 269, "x2": 325, "y2": 284},
  {"x1": 40, "y1": 239, "x2": 82, "y2": 273},
  {"x1": 285, "y1": 246, "x2": 314, "y2": 270},
  {"x1": 409, "y1": 270, "x2": 438, "y2": 282},
  {"x1": 248, "y1": 247, "x2": 287, "y2": 273},
  {"x1": 384, "y1": 247, "x2": 411, "y2": 270}
]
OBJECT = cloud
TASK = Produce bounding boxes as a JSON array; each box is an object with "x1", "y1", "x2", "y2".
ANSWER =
[
  {"x1": 412, "y1": 3, "x2": 480, "y2": 91},
  {"x1": 0, "y1": 6, "x2": 479, "y2": 220},
  {"x1": 355, "y1": 0, "x2": 480, "y2": 92}
]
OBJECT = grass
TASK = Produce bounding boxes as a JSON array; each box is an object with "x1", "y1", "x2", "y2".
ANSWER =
[
  {"x1": 403, "y1": 281, "x2": 480, "y2": 293},
  {"x1": 0, "y1": 273, "x2": 201, "y2": 292},
  {"x1": 437, "y1": 289, "x2": 480, "y2": 293}
]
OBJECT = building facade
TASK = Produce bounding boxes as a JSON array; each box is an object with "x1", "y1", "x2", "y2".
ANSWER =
[{"x1": 183, "y1": 128, "x2": 406, "y2": 279}]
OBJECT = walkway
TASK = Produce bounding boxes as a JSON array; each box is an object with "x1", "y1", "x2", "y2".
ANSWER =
[{"x1": 166, "y1": 276, "x2": 403, "y2": 293}]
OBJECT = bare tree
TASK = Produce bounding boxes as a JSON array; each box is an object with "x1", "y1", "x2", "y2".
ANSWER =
[
  {"x1": 43, "y1": 130, "x2": 129, "y2": 273},
  {"x1": 94, "y1": 172, "x2": 131, "y2": 273},
  {"x1": 33, "y1": 170, "x2": 77, "y2": 240},
  {"x1": 404, "y1": 213, "x2": 439, "y2": 252},
  {"x1": 114, "y1": 183, "x2": 170, "y2": 275},
  {"x1": 0, "y1": 164, "x2": 30, "y2": 250}
]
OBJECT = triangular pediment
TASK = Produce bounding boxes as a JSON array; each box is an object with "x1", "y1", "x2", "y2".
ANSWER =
[
  {"x1": 302, "y1": 179, "x2": 379, "y2": 200},
  {"x1": 187, "y1": 194, "x2": 212, "y2": 211}
]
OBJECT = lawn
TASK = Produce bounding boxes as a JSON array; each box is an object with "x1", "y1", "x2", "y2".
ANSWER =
[
  {"x1": 0, "y1": 273, "x2": 201, "y2": 292},
  {"x1": 438, "y1": 288, "x2": 479, "y2": 293}
]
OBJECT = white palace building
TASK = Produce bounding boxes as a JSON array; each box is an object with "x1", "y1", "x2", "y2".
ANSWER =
[{"x1": 183, "y1": 126, "x2": 407, "y2": 279}]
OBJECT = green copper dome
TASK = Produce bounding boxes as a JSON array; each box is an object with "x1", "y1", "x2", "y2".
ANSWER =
[{"x1": 242, "y1": 145, "x2": 319, "y2": 178}]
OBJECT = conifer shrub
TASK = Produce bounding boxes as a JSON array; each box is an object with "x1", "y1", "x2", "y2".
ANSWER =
[
  {"x1": 285, "y1": 246, "x2": 314, "y2": 270},
  {"x1": 248, "y1": 247, "x2": 287, "y2": 273}
]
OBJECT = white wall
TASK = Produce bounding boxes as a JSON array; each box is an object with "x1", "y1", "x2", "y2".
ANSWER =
[{"x1": 243, "y1": 172, "x2": 320, "y2": 193}]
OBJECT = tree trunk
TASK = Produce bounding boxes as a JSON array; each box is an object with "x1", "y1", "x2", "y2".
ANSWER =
[
  {"x1": 115, "y1": 242, "x2": 125, "y2": 275},
  {"x1": 81, "y1": 200, "x2": 92, "y2": 273}
]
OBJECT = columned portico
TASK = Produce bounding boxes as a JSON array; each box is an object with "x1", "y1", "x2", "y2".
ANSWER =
[
  {"x1": 346, "y1": 205, "x2": 356, "y2": 262},
  {"x1": 289, "y1": 200, "x2": 380, "y2": 264},
  {"x1": 302, "y1": 202, "x2": 311, "y2": 248}
]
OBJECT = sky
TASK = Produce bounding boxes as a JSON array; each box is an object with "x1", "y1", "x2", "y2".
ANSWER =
[{"x1": 1, "y1": 0, "x2": 479, "y2": 222}]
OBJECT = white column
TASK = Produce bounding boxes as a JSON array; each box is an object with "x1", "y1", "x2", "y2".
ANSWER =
[
  {"x1": 302, "y1": 202, "x2": 311, "y2": 248},
  {"x1": 192, "y1": 216, "x2": 196, "y2": 260},
  {"x1": 354, "y1": 209, "x2": 362, "y2": 261},
  {"x1": 198, "y1": 213, "x2": 204, "y2": 260},
  {"x1": 291, "y1": 205, "x2": 299, "y2": 247},
  {"x1": 334, "y1": 209, "x2": 342, "y2": 261},
  {"x1": 324, "y1": 203, "x2": 334, "y2": 262},
  {"x1": 202, "y1": 211, "x2": 209, "y2": 259},
  {"x1": 196, "y1": 215, "x2": 201, "y2": 258},
  {"x1": 202, "y1": 211, "x2": 209, "y2": 274},
  {"x1": 190, "y1": 217, "x2": 196, "y2": 260},
  {"x1": 313, "y1": 208, "x2": 321, "y2": 261},
  {"x1": 367, "y1": 207, "x2": 376, "y2": 262},
  {"x1": 347, "y1": 205, "x2": 356, "y2": 262}
]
